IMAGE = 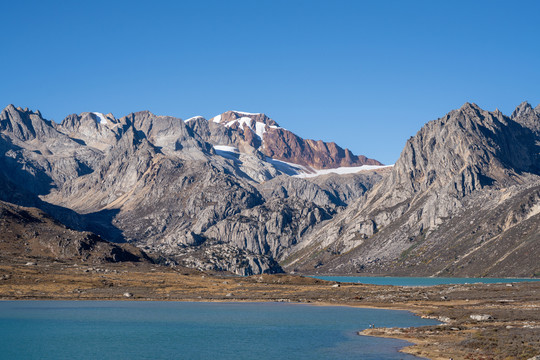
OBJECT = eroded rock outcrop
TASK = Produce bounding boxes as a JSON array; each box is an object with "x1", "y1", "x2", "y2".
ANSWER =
[
  {"x1": 3, "y1": 102, "x2": 537, "y2": 277},
  {"x1": 0, "y1": 105, "x2": 381, "y2": 274},
  {"x1": 285, "y1": 103, "x2": 540, "y2": 277},
  {"x1": 197, "y1": 110, "x2": 382, "y2": 169}
]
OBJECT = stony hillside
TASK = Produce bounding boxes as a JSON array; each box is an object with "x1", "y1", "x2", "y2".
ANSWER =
[
  {"x1": 0, "y1": 105, "x2": 384, "y2": 275},
  {"x1": 284, "y1": 102, "x2": 540, "y2": 277},
  {"x1": 0, "y1": 200, "x2": 151, "y2": 265},
  {"x1": 2, "y1": 102, "x2": 538, "y2": 277}
]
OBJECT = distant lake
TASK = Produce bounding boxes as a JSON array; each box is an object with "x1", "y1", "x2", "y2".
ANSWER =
[
  {"x1": 312, "y1": 276, "x2": 540, "y2": 286},
  {"x1": 0, "y1": 301, "x2": 438, "y2": 360}
]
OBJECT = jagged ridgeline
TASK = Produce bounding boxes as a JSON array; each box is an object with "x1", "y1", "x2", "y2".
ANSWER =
[
  {"x1": 285, "y1": 102, "x2": 540, "y2": 277},
  {"x1": 0, "y1": 103, "x2": 538, "y2": 277},
  {"x1": 0, "y1": 106, "x2": 384, "y2": 275}
]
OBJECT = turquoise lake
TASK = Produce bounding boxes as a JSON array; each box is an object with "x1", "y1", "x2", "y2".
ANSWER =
[
  {"x1": 312, "y1": 276, "x2": 540, "y2": 286},
  {"x1": 0, "y1": 300, "x2": 439, "y2": 359}
]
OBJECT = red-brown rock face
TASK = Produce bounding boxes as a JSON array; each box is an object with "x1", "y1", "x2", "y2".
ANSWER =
[{"x1": 212, "y1": 111, "x2": 382, "y2": 169}]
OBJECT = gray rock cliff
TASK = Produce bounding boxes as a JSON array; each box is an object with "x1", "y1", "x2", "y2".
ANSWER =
[
  {"x1": 2, "y1": 102, "x2": 537, "y2": 277},
  {"x1": 285, "y1": 103, "x2": 540, "y2": 277},
  {"x1": 0, "y1": 105, "x2": 381, "y2": 274}
]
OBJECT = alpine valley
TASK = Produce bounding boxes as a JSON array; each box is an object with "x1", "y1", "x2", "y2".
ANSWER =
[{"x1": 1, "y1": 103, "x2": 539, "y2": 277}]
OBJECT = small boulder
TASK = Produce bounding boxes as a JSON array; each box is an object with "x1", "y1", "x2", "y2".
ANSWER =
[
  {"x1": 123, "y1": 292, "x2": 133, "y2": 298},
  {"x1": 470, "y1": 314, "x2": 493, "y2": 321}
]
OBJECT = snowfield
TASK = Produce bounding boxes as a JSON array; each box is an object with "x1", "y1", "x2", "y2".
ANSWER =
[
  {"x1": 293, "y1": 164, "x2": 392, "y2": 178},
  {"x1": 92, "y1": 112, "x2": 108, "y2": 124}
]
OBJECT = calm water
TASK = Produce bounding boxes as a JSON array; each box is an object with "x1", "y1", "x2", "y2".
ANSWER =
[
  {"x1": 312, "y1": 276, "x2": 540, "y2": 286},
  {"x1": 0, "y1": 301, "x2": 439, "y2": 360}
]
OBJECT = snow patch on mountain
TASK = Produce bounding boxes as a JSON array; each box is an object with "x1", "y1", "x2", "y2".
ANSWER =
[
  {"x1": 213, "y1": 145, "x2": 239, "y2": 153},
  {"x1": 92, "y1": 112, "x2": 108, "y2": 124},
  {"x1": 265, "y1": 158, "x2": 308, "y2": 176},
  {"x1": 225, "y1": 117, "x2": 251, "y2": 128},
  {"x1": 213, "y1": 143, "x2": 388, "y2": 178},
  {"x1": 232, "y1": 110, "x2": 261, "y2": 116},
  {"x1": 213, "y1": 144, "x2": 305, "y2": 175},
  {"x1": 213, "y1": 145, "x2": 240, "y2": 161},
  {"x1": 254, "y1": 122, "x2": 267, "y2": 138},
  {"x1": 293, "y1": 164, "x2": 392, "y2": 178},
  {"x1": 223, "y1": 117, "x2": 273, "y2": 140},
  {"x1": 209, "y1": 111, "x2": 287, "y2": 141},
  {"x1": 185, "y1": 116, "x2": 204, "y2": 123}
]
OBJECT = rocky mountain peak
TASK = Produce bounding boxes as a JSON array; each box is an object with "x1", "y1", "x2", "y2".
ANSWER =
[
  {"x1": 88, "y1": 112, "x2": 117, "y2": 125},
  {"x1": 2, "y1": 101, "x2": 538, "y2": 277},
  {"x1": 285, "y1": 101, "x2": 540, "y2": 277},
  {"x1": 511, "y1": 101, "x2": 540, "y2": 134},
  {"x1": 512, "y1": 101, "x2": 534, "y2": 117},
  {"x1": 121, "y1": 110, "x2": 210, "y2": 159},
  {"x1": 388, "y1": 102, "x2": 540, "y2": 200},
  {"x1": 308, "y1": 102, "x2": 537, "y2": 247},
  {"x1": 0, "y1": 104, "x2": 55, "y2": 141},
  {"x1": 61, "y1": 112, "x2": 119, "y2": 129},
  {"x1": 464, "y1": 101, "x2": 482, "y2": 109},
  {"x1": 185, "y1": 116, "x2": 205, "y2": 123},
  {"x1": 57, "y1": 112, "x2": 127, "y2": 152},
  {"x1": 207, "y1": 111, "x2": 279, "y2": 151},
  {"x1": 212, "y1": 111, "x2": 279, "y2": 127},
  {"x1": 1, "y1": 104, "x2": 47, "y2": 121},
  {"x1": 204, "y1": 110, "x2": 381, "y2": 170}
]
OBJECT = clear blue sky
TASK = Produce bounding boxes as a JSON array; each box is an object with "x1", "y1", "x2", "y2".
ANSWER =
[{"x1": 1, "y1": 0, "x2": 539, "y2": 164}]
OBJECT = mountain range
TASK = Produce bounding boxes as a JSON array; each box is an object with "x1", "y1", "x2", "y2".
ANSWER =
[{"x1": 0, "y1": 102, "x2": 538, "y2": 277}]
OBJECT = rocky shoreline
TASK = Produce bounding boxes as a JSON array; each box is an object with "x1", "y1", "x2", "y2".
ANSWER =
[{"x1": 0, "y1": 260, "x2": 538, "y2": 360}]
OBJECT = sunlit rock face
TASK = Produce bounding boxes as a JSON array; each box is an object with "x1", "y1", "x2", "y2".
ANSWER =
[
  {"x1": 284, "y1": 102, "x2": 540, "y2": 278},
  {"x1": 0, "y1": 105, "x2": 383, "y2": 274},
  {"x1": 2, "y1": 102, "x2": 538, "y2": 277}
]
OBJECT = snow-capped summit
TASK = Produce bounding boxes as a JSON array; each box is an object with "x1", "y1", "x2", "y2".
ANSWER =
[
  {"x1": 197, "y1": 110, "x2": 383, "y2": 172},
  {"x1": 231, "y1": 110, "x2": 262, "y2": 116},
  {"x1": 210, "y1": 110, "x2": 279, "y2": 127}
]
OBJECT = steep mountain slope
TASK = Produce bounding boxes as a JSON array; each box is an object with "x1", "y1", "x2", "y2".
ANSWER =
[
  {"x1": 4, "y1": 102, "x2": 537, "y2": 277},
  {"x1": 0, "y1": 105, "x2": 383, "y2": 275},
  {"x1": 285, "y1": 102, "x2": 540, "y2": 277},
  {"x1": 189, "y1": 110, "x2": 382, "y2": 170},
  {"x1": 0, "y1": 200, "x2": 151, "y2": 264}
]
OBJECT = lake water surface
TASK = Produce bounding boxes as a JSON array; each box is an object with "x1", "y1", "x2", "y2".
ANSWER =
[
  {"x1": 0, "y1": 300, "x2": 438, "y2": 359},
  {"x1": 312, "y1": 276, "x2": 540, "y2": 286}
]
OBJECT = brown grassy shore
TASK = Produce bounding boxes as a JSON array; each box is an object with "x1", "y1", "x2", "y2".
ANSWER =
[{"x1": 1, "y1": 259, "x2": 539, "y2": 360}]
